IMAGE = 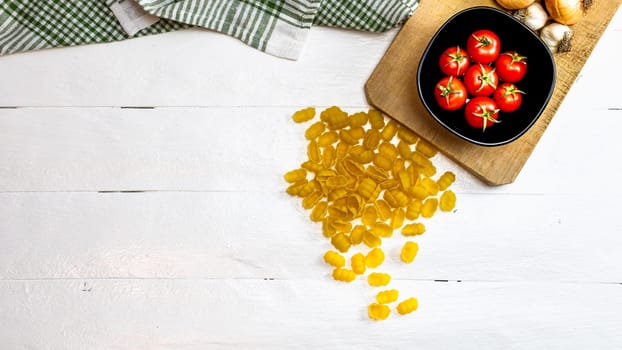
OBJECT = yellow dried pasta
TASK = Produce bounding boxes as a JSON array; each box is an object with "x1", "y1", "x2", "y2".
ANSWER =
[
  {"x1": 440, "y1": 190, "x2": 457, "y2": 212},
  {"x1": 285, "y1": 107, "x2": 459, "y2": 320},
  {"x1": 331, "y1": 232, "x2": 351, "y2": 253},
  {"x1": 365, "y1": 247, "x2": 385, "y2": 268},
  {"x1": 332, "y1": 268, "x2": 356, "y2": 283},
  {"x1": 376, "y1": 289, "x2": 399, "y2": 304},
  {"x1": 283, "y1": 169, "x2": 306, "y2": 183},
  {"x1": 305, "y1": 121, "x2": 325, "y2": 140},
  {"x1": 367, "y1": 272, "x2": 391, "y2": 287},
  {"x1": 292, "y1": 107, "x2": 316, "y2": 123},
  {"x1": 323, "y1": 250, "x2": 345, "y2": 268},
  {"x1": 397, "y1": 297, "x2": 418, "y2": 315},
  {"x1": 368, "y1": 303, "x2": 391, "y2": 321},
  {"x1": 400, "y1": 241, "x2": 419, "y2": 264},
  {"x1": 402, "y1": 223, "x2": 426, "y2": 236},
  {"x1": 351, "y1": 253, "x2": 366, "y2": 275}
]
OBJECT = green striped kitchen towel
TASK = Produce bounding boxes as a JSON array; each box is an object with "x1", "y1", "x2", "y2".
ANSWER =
[{"x1": 0, "y1": 0, "x2": 418, "y2": 60}]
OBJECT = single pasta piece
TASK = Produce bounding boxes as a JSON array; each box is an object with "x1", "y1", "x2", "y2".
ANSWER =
[
  {"x1": 362, "y1": 231, "x2": 382, "y2": 248},
  {"x1": 323, "y1": 250, "x2": 345, "y2": 268},
  {"x1": 365, "y1": 247, "x2": 385, "y2": 268},
  {"x1": 380, "y1": 120, "x2": 398, "y2": 141},
  {"x1": 368, "y1": 303, "x2": 391, "y2": 321},
  {"x1": 390, "y1": 208, "x2": 405, "y2": 229},
  {"x1": 283, "y1": 169, "x2": 306, "y2": 183},
  {"x1": 368, "y1": 109, "x2": 385, "y2": 129},
  {"x1": 405, "y1": 200, "x2": 422, "y2": 220},
  {"x1": 317, "y1": 131, "x2": 339, "y2": 147},
  {"x1": 361, "y1": 205, "x2": 378, "y2": 226},
  {"x1": 397, "y1": 126, "x2": 418, "y2": 144},
  {"x1": 415, "y1": 139, "x2": 438, "y2": 158},
  {"x1": 437, "y1": 171, "x2": 456, "y2": 191},
  {"x1": 420, "y1": 177, "x2": 439, "y2": 196},
  {"x1": 376, "y1": 289, "x2": 399, "y2": 304},
  {"x1": 349, "y1": 225, "x2": 366, "y2": 245},
  {"x1": 402, "y1": 223, "x2": 426, "y2": 236},
  {"x1": 349, "y1": 112, "x2": 368, "y2": 128},
  {"x1": 331, "y1": 232, "x2": 351, "y2": 253},
  {"x1": 363, "y1": 129, "x2": 382, "y2": 150},
  {"x1": 332, "y1": 268, "x2": 356, "y2": 283},
  {"x1": 351, "y1": 253, "x2": 366, "y2": 275},
  {"x1": 397, "y1": 140, "x2": 413, "y2": 159},
  {"x1": 305, "y1": 121, "x2": 325, "y2": 140},
  {"x1": 397, "y1": 297, "x2": 419, "y2": 315},
  {"x1": 421, "y1": 198, "x2": 439, "y2": 218},
  {"x1": 400, "y1": 241, "x2": 419, "y2": 263},
  {"x1": 370, "y1": 222, "x2": 393, "y2": 238},
  {"x1": 440, "y1": 190, "x2": 457, "y2": 212},
  {"x1": 367, "y1": 272, "x2": 391, "y2": 287},
  {"x1": 292, "y1": 107, "x2": 316, "y2": 123}
]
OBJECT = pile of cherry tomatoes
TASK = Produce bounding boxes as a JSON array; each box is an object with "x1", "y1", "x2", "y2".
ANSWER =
[{"x1": 434, "y1": 29, "x2": 527, "y2": 132}]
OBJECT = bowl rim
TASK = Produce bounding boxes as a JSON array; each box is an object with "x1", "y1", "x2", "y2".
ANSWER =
[{"x1": 416, "y1": 5, "x2": 557, "y2": 147}]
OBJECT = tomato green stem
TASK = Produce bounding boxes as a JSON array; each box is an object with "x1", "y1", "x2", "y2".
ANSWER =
[
  {"x1": 437, "y1": 76, "x2": 462, "y2": 106},
  {"x1": 475, "y1": 64, "x2": 497, "y2": 93},
  {"x1": 473, "y1": 104, "x2": 501, "y2": 132}
]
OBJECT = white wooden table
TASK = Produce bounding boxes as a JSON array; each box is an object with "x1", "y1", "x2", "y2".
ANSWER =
[{"x1": 1, "y1": 8, "x2": 621, "y2": 349}]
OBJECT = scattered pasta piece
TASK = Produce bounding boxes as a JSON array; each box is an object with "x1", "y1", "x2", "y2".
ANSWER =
[
  {"x1": 421, "y1": 198, "x2": 439, "y2": 218},
  {"x1": 332, "y1": 268, "x2": 356, "y2": 283},
  {"x1": 437, "y1": 171, "x2": 456, "y2": 191},
  {"x1": 331, "y1": 233, "x2": 351, "y2": 253},
  {"x1": 283, "y1": 169, "x2": 306, "y2": 183},
  {"x1": 376, "y1": 289, "x2": 399, "y2": 304},
  {"x1": 351, "y1": 253, "x2": 366, "y2": 275},
  {"x1": 292, "y1": 107, "x2": 316, "y2": 123},
  {"x1": 402, "y1": 223, "x2": 426, "y2": 236},
  {"x1": 365, "y1": 247, "x2": 385, "y2": 268},
  {"x1": 324, "y1": 250, "x2": 346, "y2": 268},
  {"x1": 397, "y1": 297, "x2": 419, "y2": 315},
  {"x1": 368, "y1": 303, "x2": 391, "y2": 321},
  {"x1": 400, "y1": 241, "x2": 419, "y2": 264},
  {"x1": 440, "y1": 190, "x2": 457, "y2": 212},
  {"x1": 367, "y1": 272, "x2": 391, "y2": 287}
]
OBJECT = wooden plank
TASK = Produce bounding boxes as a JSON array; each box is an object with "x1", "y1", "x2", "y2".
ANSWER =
[
  {"x1": 1, "y1": 106, "x2": 621, "y2": 194},
  {"x1": 0, "y1": 27, "x2": 394, "y2": 107},
  {"x1": 365, "y1": 0, "x2": 622, "y2": 185},
  {"x1": 1, "y1": 279, "x2": 621, "y2": 349},
  {"x1": 2, "y1": 192, "x2": 621, "y2": 282}
]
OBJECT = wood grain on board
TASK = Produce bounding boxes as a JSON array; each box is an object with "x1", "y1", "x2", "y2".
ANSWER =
[{"x1": 365, "y1": 0, "x2": 621, "y2": 185}]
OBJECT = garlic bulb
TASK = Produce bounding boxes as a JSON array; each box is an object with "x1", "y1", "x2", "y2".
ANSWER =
[
  {"x1": 540, "y1": 22, "x2": 573, "y2": 53},
  {"x1": 513, "y1": 2, "x2": 549, "y2": 31},
  {"x1": 544, "y1": 0, "x2": 586, "y2": 25},
  {"x1": 496, "y1": 0, "x2": 536, "y2": 10}
]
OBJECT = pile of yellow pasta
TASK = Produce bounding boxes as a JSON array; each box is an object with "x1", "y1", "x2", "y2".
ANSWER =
[{"x1": 284, "y1": 106, "x2": 456, "y2": 321}]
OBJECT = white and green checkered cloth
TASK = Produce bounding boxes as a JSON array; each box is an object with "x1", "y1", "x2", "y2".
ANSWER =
[{"x1": 0, "y1": 0, "x2": 418, "y2": 59}]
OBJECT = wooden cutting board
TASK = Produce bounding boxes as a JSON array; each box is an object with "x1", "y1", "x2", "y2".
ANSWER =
[{"x1": 365, "y1": 0, "x2": 621, "y2": 185}]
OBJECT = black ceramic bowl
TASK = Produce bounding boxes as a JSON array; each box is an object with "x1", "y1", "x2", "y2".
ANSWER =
[{"x1": 417, "y1": 6, "x2": 556, "y2": 147}]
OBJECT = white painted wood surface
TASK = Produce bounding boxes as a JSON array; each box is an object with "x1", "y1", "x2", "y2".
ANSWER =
[{"x1": 1, "y1": 7, "x2": 622, "y2": 349}]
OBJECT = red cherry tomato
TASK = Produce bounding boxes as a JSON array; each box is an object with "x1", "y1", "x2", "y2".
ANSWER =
[
  {"x1": 464, "y1": 64, "x2": 499, "y2": 97},
  {"x1": 464, "y1": 97, "x2": 500, "y2": 132},
  {"x1": 439, "y1": 46, "x2": 470, "y2": 76},
  {"x1": 493, "y1": 83, "x2": 525, "y2": 112},
  {"x1": 495, "y1": 51, "x2": 527, "y2": 83},
  {"x1": 466, "y1": 29, "x2": 501, "y2": 64},
  {"x1": 434, "y1": 76, "x2": 467, "y2": 111}
]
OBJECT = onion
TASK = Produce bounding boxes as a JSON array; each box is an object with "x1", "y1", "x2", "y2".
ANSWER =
[
  {"x1": 544, "y1": 0, "x2": 590, "y2": 25},
  {"x1": 496, "y1": 0, "x2": 536, "y2": 10}
]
